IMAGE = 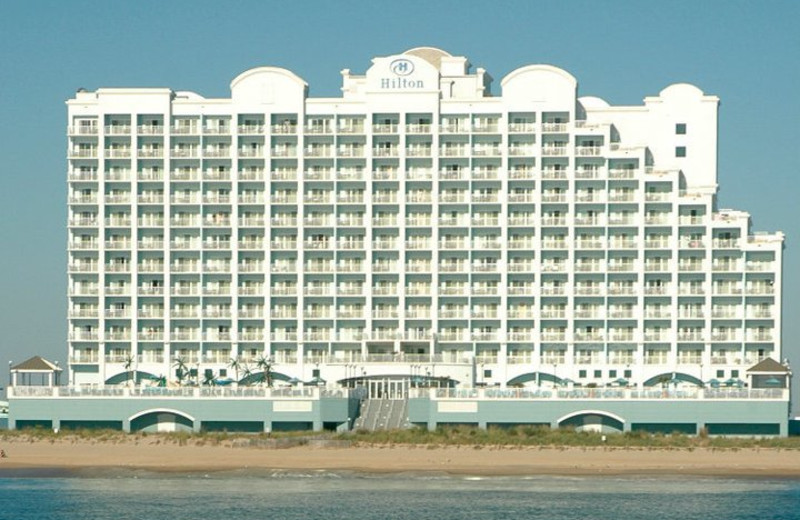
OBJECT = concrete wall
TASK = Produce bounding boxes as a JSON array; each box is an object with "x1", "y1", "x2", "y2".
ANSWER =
[
  {"x1": 410, "y1": 397, "x2": 790, "y2": 436},
  {"x1": 10, "y1": 395, "x2": 355, "y2": 433}
]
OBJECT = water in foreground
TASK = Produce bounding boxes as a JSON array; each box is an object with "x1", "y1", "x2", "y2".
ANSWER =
[{"x1": 0, "y1": 470, "x2": 798, "y2": 520}]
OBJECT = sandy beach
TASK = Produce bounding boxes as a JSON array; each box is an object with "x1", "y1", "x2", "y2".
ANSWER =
[{"x1": 1, "y1": 437, "x2": 800, "y2": 477}]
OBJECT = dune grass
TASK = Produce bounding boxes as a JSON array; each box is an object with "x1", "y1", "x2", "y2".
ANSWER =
[{"x1": 3, "y1": 424, "x2": 800, "y2": 449}]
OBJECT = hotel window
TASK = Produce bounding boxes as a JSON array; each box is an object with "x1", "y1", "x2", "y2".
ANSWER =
[
  {"x1": 676, "y1": 146, "x2": 687, "y2": 158},
  {"x1": 578, "y1": 370, "x2": 587, "y2": 378},
  {"x1": 594, "y1": 370, "x2": 602, "y2": 378},
  {"x1": 624, "y1": 370, "x2": 632, "y2": 378},
  {"x1": 676, "y1": 123, "x2": 687, "y2": 135}
]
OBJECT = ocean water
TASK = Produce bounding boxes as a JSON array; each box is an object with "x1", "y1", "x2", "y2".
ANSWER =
[{"x1": 0, "y1": 471, "x2": 798, "y2": 520}]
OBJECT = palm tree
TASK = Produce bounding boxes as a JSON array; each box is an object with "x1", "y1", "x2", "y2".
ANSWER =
[
  {"x1": 123, "y1": 355, "x2": 136, "y2": 387},
  {"x1": 228, "y1": 357, "x2": 241, "y2": 385},
  {"x1": 172, "y1": 357, "x2": 188, "y2": 386},
  {"x1": 256, "y1": 355, "x2": 275, "y2": 387},
  {"x1": 241, "y1": 363, "x2": 254, "y2": 386}
]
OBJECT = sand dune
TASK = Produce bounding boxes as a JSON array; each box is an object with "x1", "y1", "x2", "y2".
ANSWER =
[{"x1": 2, "y1": 437, "x2": 799, "y2": 477}]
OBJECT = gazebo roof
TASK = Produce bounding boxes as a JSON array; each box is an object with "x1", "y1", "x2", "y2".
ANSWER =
[
  {"x1": 747, "y1": 357, "x2": 790, "y2": 374},
  {"x1": 10, "y1": 356, "x2": 62, "y2": 373}
]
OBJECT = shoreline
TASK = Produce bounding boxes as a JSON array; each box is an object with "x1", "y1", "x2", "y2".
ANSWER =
[{"x1": 2, "y1": 438, "x2": 800, "y2": 478}]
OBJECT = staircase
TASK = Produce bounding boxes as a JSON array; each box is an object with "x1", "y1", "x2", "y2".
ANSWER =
[{"x1": 352, "y1": 398, "x2": 410, "y2": 431}]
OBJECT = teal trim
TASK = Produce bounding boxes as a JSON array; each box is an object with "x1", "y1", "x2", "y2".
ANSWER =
[
  {"x1": 643, "y1": 372, "x2": 704, "y2": 387},
  {"x1": 706, "y1": 423, "x2": 780, "y2": 435},
  {"x1": 237, "y1": 371, "x2": 292, "y2": 386},
  {"x1": 559, "y1": 413, "x2": 624, "y2": 432},
  {"x1": 507, "y1": 372, "x2": 564, "y2": 386},
  {"x1": 202, "y1": 421, "x2": 263, "y2": 433},
  {"x1": 105, "y1": 371, "x2": 159, "y2": 385},
  {"x1": 61, "y1": 420, "x2": 123, "y2": 430},
  {"x1": 130, "y1": 411, "x2": 194, "y2": 432},
  {"x1": 16, "y1": 420, "x2": 52, "y2": 430},
  {"x1": 487, "y1": 422, "x2": 550, "y2": 429},
  {"x1": 271, "y1": 421, "x2": 313, "y2": 432}
]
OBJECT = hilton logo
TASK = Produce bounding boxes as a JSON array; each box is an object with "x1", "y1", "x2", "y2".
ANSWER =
[
  {"x1": 381, "y1": 58, "x2": 424, "y2": 89},
  {"x1": 390, "y1": 59, "x2": 414, "y2": 76}
]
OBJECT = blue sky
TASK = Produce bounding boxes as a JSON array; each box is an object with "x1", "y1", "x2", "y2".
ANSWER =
[{"x1": 0, "y1": 0, "x2": 798, "y2": 404}]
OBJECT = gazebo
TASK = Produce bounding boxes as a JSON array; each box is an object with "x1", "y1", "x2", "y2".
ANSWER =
[
  {"x1": 9, "y1": 356, "x2": 62, "y2": 387},
  {"x1": 747, "y1": 358, "x2": 791, "y2": 389}
]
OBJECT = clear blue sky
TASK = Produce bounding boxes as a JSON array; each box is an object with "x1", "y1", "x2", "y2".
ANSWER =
[{"x1": 1, "y1": 0, "x2": 798, "y2": 406}]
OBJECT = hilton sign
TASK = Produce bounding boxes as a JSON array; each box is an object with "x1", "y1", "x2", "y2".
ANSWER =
[{"x1": 379, "y1": 58, "x2": 425, "y2": 89}]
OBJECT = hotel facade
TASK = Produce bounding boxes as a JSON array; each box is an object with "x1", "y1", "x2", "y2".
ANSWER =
[{"x1": 64, "y1": 47, "x2": 784, "y2": 396}]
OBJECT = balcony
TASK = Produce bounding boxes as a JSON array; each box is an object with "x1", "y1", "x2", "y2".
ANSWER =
[
  {"x1": 677, "y1": 331, "x2": 704, "y2": 342},
  {"x1": 69, "y1": 125, "x2": 99, "y2": 135},
  {"x1": 746, "y1": 285, "x2": 775, "y2": 295},
  {"x1": 541, "y1": 332, "x2": 566, "y2": 342},
  {"x1": 440, "y1": 147, "x2": 469, "y2": 157},
  {"x1": 439, "y1": 286, "x2": 468, "y2": 296},
  {"x1": 509, "y1": 216, "x2": 536, "y2": 226},
  {"x1": 509, "y1": 168, "x2": 536, "y2": 180},
  {"x1": 104, "y1": 148, "x2": 132, "y2": 159},
  {"x1": 68, "y1": 170, "x2": 98, "y2": 181},
  {"x1": 238, "y1": 124, "x2": 265, "y2": 134},
  {"x1": 575, "y1": 169, "x2": 602, "y2": 180},
  {"x1": 575, "y1": 146, "x2": 603, "y2": 157},
  {"x1": 541, "y1": 193, "x2": 567, "y2": 203},
  {"x1": 138, "y1": 331, "x2": 165, "y2": 342},
  {"x1": 69, "y1": 148, "x2": 99, "y2": 159},
  {"x1": 271, "y1": 147, "x2": 297, "y2": 158},
  {"x1": 607, "y1": 285, "x2": 636, "y2": 296},
  {"x1": 747, "y1": 331, "x2": 774, "y2": 342},
  {"x1": 237, "y1": 285, "x2": 264, "y2": 296},
  {"x1": 70, "y1": 351, "x2": 100, "y2": 364},
  {"x1": 304, "y1": 263, "x2": 332, "y2": 274},
  {"x1": 137, "y1": 148, "x2": 164, "y2": 159},
  {"x1": 373, "y1": 147, "x2": 399, "y2": 158},
  {"x1": 69, "y1": 331, "x2": 100, "y2": 341},
  {"x1": 541, "y1": 146, "x2": 567, "y2": 156}
]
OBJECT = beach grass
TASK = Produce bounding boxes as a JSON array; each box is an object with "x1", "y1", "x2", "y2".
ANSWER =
[
  {"x1": 3, "y1": 425, "x2": 800, "y2": 450},
  {"x1": 336, "y1": 425, "x2": 800, "y2": 449}
]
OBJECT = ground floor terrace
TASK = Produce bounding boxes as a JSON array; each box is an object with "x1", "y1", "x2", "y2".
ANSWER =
[
  {"x1": 408, "y1": 386, "x2": 791, "y2": 436},
  {"x1": 6, "y1": 386, "x2": 361, "y2": 434},
  {"x1": 6, "y1": 382, "x2": 791, "y2": 436}
]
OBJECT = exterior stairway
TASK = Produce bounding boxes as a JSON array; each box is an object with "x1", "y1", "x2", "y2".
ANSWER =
[{"x1": 352, "y1": 398, "x2": 410, "y2": 431}]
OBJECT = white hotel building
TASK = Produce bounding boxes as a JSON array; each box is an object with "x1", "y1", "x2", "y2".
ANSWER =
[{"x1": 66, "y1": 47, "x2": 783, "y2": 396}]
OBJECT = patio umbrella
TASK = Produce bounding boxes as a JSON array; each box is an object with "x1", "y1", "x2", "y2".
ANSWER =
[
  {"x1": 724, "y1": 378, "x2": 744, "y2": 388},
  {"x1": 611, "y1": 377, "x2": 628, "y2": 387},
  {"x1": 705, "y1": 378, "x2": 720, "y2": 388},
  {"x1": 763, "y1": 377, "x2": 782, "y2": 386}
]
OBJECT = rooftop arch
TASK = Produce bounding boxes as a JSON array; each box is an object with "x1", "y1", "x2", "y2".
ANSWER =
[
  {"x1": 230, "y1": 66, "x2": 307, "y2": 90},
  {"x1": 403, "y1": 47, "x2": 453, "y2": 69},
  {"x1": 501, "y1": 64, "x2": 577, "y2": 88}
]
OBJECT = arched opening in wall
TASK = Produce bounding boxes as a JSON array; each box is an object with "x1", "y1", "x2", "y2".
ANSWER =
[
  {"x1": 642, "y1": 372, "x2": 704, "y2": 388},
  {"x1": 558, "y1": 411, "x2": 625, "y2": 434},
  {"x1": 236, "y1": 370, "x2": 293, "y2": 387},
  {"x1": 105, "y1": 370, "x2": 159, "y2": 386},
  {"x1": 129, "y1": 409, "x2": 194, "y2": 433},
  {"x1": 507, "y1": 372, "x2": 565, "y2": 387}
]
